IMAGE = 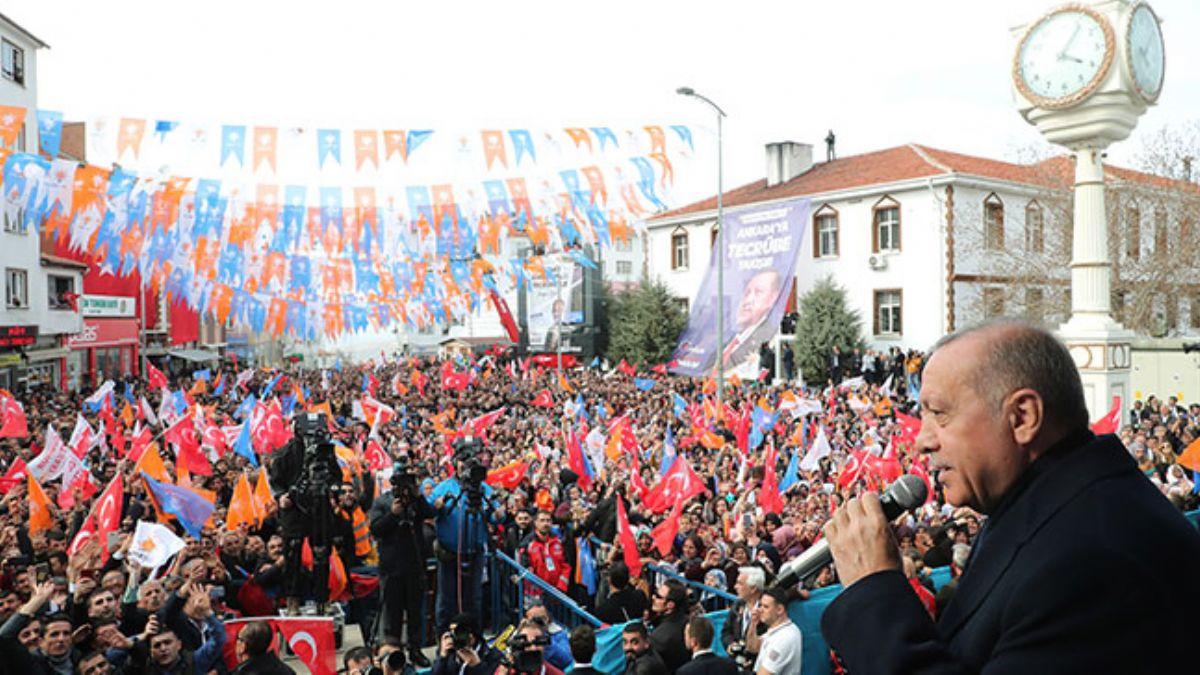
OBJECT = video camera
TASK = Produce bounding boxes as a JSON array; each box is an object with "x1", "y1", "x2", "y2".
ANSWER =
[
  {"x1": 504, "y1": 632, "x2": 550, "y2": 674},
  {"x1": 452, "y1": 436, "x2": 489, "y2": 511},
  {"x1": 294, "y1": 412, "x2": 338, "y2": 502}
]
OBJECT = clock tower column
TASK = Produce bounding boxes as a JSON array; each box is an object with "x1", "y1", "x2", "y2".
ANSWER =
[{"x1": 1012, "y1": 0, "x2": 1164, "y2": 421}]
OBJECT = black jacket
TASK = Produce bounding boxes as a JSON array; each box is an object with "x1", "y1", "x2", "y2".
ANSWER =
[
  {"x1": 821, "y1": 431, "x2": 1200, "y2": 674},
  {"x1": 231, "y1": 653, "x2": 296, "y2": 675},
  {"x1": 430, "y1": 645, "x2": 503, "y2": 675},
  {"x1": 677, "y1": 652, "x2": 740, "y2": 675},
  {"x1": 595, "y1": 586, "x2": 649, "y2": 626},
  {"x1": 368, "y1": 492, "x2": 436, "y2": 576},
  {"x1": 649, "y1": 611, "x2": 690, "y2": 673},
  {"x1": 623, "y1": 648, "x2": 669, "y2": 675}
]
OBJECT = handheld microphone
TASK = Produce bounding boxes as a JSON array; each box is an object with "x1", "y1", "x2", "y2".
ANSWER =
[{"x1": 770, "y1": 474, "x2": 928, "y2": 591}]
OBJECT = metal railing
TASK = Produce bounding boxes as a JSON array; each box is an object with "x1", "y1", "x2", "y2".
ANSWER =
[
  {"x1": 644, "y1": 562, "x2": 739, "y2": 613},
  {"x1": 488, "y1": 551, "x2": 603, "y2": 633}
]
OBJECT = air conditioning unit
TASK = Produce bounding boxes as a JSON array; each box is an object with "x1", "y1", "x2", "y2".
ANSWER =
[{"x1": 867, "y1": 255, "x2": 888, "y2": 271}]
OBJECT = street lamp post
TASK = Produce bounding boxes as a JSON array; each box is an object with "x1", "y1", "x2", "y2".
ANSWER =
[{"x1": 677, "y1": 87, "x2": 727, "y2": 408}]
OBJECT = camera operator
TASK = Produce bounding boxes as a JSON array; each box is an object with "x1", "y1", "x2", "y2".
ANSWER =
[
  {"x1": 345, "y1": 637, "x2": 417, "y2": 675},
  {"x1": 496, "y1": 618, "x2": 564, "y2": 675},
  {"x1": 431, "y1": 613, "x2": 502, "y2": 675},
  {"x1": 369, "y1": 458, "x2": 437, "y2": 668},
  {"x1": 429, "y1": 438, "x2": 506, "y2": 630},
  {"x1": 268, "y1": 413, "x2": 344, "y2": 615}
]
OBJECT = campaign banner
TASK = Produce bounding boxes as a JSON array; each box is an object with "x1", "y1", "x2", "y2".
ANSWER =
[
  {"x1": 671, "y1": 198, "x2": 809, "y2": 377},
  {"x1": 526, "y1": 259, "x2": 585, "y2": 354}
]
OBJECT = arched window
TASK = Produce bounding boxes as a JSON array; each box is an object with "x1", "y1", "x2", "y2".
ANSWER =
[
  {"x1": 812, "y1": 204, "x2": 839, "y2": 258},
  {"x1": 872, "y1": 195, "x2": 901, "y2": 253},
  {"x1": 670, "y1": 226, "x2": 689, "y2": 270},
  {"x1": 1025, "y1": 200, "x2": 1044, "y2": 253},
  {"x1": 1125, "y1": 204, "x2": 1141, "y2": 261},
  {"x1": 984, "y1": 193, "x2": 1004, "y2": 251}
]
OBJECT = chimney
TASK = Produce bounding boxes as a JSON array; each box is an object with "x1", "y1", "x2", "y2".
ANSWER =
[{"x1": 765, "y1": 141, "x2": 813, "y2": 187}]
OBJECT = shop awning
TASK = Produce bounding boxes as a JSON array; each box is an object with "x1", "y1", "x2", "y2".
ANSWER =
[{"x1": 167, "y1": 348, "x2": 219, "y2": 363}]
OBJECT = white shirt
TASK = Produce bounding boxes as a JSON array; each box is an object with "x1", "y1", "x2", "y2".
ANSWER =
[{"x1": 754, "y1": 620, "x2": 803, "y2": 675}]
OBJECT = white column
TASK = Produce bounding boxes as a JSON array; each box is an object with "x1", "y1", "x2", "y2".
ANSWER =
[{"x1": 1058, "y1": 146, "x2": 1133, "y2": 420}]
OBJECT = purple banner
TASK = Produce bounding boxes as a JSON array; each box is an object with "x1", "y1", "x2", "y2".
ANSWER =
[{"x1": 671, "y1": 198, "x2": 809, "y2": 377}]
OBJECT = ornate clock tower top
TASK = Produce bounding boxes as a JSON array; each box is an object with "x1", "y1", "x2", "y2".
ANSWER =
[{"x1": 1012, "y1": 1, "x2": 1164, "y2": 149}]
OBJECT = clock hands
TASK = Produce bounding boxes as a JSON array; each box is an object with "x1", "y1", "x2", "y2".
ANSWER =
[{"x1": 1057, "y1": 22, "x2": 1081, "y2": 61}]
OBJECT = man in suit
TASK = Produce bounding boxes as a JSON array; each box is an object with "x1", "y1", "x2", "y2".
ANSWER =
[
  {"x1": 648, "y1": 580, "x2": 691, "y2": 672},
  {"x1": 720, "y1": 566, "x2": 764, "y2": 656},
  {"x1": 821, "y1": 321, "x2": 1200, "y2": 673},
  {"x1": 621, "y1": 621, "x2": 668, "y2": 675},
  {"x1": 678, "y1": 616, "x2": 738, "y2": 675},
  {"x1": 567, "y1": 625, "x2": 601, "y2": 675}
]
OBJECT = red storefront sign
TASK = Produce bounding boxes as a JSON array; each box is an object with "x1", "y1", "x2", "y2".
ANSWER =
[
  {"x1": 68, "y1": 318, "x2": 139, "y2": 349},
  {"x1": 0, "y1": 325, "x2": 38, "y2": 348}
]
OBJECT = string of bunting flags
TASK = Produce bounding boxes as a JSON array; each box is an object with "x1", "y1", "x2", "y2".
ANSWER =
[{"x1": 0, "y1": 104, "x2": 701, "y2": 340}]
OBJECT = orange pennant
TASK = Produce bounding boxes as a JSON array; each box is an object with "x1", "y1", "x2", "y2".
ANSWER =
[
  {"x1": 382, "y1": 130, "x2": 407, "y2": 161},
  {"x1": 0, "y1": 105, "x2": 27, "y2": 148},
  {"x1": 644, "y1": 125, "x2": 666, "y2": 155},
  {"x1": 564, "y1": 128, "x2": 593, "y2": 153},
  {"x1": 116, "y1": 118, "x2": 147, "y2": 159},
  {"x1": 135, "y1": 443, "x2": 171, "y2": 484},
  {"x1": 253, "y1": 469, "x2": 275, "y2": 523},
  {"x1": 28, "y1": 475, "x2": 54, "y2": 535},
  {"x1": 252, "y1": 127, "x2": 278, "y2": 172},
  {"x1": 481, "y1": 130, "x2": 507, "y2": 169},
  {"x1": 354, "y1": 130, "x2": 379, "y2": 170},
  {"x1": 226, "y1": 474, "x2": 257, "y2": 531}
]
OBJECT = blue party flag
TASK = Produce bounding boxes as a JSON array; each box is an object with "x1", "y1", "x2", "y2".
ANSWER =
[
  {"x1": 233, "y1": 423, "x2": 257, "y2": 467},
  {"x1": 780, "y1": 448, "x2": 801, "y2": 493},
  {"x1": 193, "y1": 369, "x2": 211, "y2": 382},
  {"x1": 634, "y1": 378, "x2": 656, "y2": 392},
  {"x1": 142, "y1": 474, "x2": 216, "y2": 539},
  {"x1": 672, "y1": 393, "x2": 688, "y2": 419},
  {"x1": 661, "y1": 426, "x2": 678, "y2": 477}
]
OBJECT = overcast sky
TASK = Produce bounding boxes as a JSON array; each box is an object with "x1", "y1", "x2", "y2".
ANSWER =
[{"x1": 7, "y1": 0, "x2": 1199, "y2": 205}]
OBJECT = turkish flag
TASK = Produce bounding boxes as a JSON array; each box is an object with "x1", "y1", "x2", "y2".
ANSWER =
[
  {"x1": 485, "y1": 460, "x2": 528, "y2": 490},
  {"x1": 1090, "y1": 396, "x2": 1122, "y2": 435},
  {"x1": 531, "y1": 389, "x2": 555, "y2": 408},
  {"x1": 488, "y1": 290, "x2": 520, "y2": 344},
  {"x1": 0, "y1": 394, "x2": 29, "y2": 438},
  {"x1": 616, "y1": 496, "x2": 642, "y2": 577},
  {"x1": 147, "y1": 362, "x2": 169, "y2": 390},
  {"x1": 651, "y1": 499, "x2": 683, "y2": 556},
  {"x1": 909, "y1": 459, "x2": 936, "y2": 504},
  {"x1": 69, "y1": 475, "x2": 123, "y2": 563},
  {"x1": 759, "y1": 443, "x2": 785, "y2": 515},
  {"x1": 617, "y1": 360, "x2": 637, "y2": 377},
  {"x1": 837, "y1": 450, "x2": 867, "y2": 490},
  {"x1": 643, "y1": 456, "x2": 708, "y2": 514},
  {"x1": 363, "y1": 439, "x2": 390, "y2": 471},
  {"x1": 276, "y1": 617, "x2": 337, "y2": 675},
  {"x1": 468, "y1": 407, "x2": 506, "y2": 440},
  {"x1": 895, "y1": 412, "x2": 923, "y2": 452}
]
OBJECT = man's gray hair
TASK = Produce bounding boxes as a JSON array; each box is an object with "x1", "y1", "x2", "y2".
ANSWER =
[
  {"x1": 931, "y1": 320, "x2": 1089, "y2": 432},
  {"x1": 738, "y1": 566, "x2": 766, "y2": 591}
]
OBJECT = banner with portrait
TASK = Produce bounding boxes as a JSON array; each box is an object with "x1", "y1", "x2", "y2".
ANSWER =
[
  {"x1": 526, "y1": 260, "x2": 585, "y2": 354},
  {"x1": 671, "y1": 198, "x2": 809, "y2": 377}
]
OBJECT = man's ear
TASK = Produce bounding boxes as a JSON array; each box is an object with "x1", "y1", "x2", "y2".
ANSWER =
[{"x1": 1006, "y1": 388, "x2": 1044, "y2": 448}]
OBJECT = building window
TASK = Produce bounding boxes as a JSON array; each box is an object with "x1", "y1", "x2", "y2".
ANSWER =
[
  {"x1": 615, "y1": 238, "x2": 632, "y2": 252},
  {"x1": 812, "y1": 205, "x2": 839, "y2": 258},
  {"x1": 674, "y1": 297, "x2": 689, "y2": 315},
  {"x1": 984, "y1": 193, "x2": 1004, "y2": 250},
  {"x1": 1163, "y1": 294, "x2": 1178, "y2": 332},
  {"x1": 615, "y1": 260, "x2": 633, "y2": 276},
  {"x1": 1112, "y1": 290, "x2": 1129, "y2": 325},
  {"x1": 1, "y1": 40, "x2": 24, "y2": 86},
  {"x1": 1154, "y1": 209, "x2": 1168, "y2": 259},
  {"x1": 670, "y1": 227, "x2": 689, "y2": 270},
  {"x1": 5, "y1": 268, "x2": 28, "y2": 309},
  {"x1": 873, "y1": 289, "x2": 902, "y2": 336},
  {"x1": 1025, "y1": 287, "x2": 1044, "y2": 324},
  {"x1": 1191, "y1": 295, "x2": 1200, "y2": 329},
  {"x1": 872, "y1": 197, "x2": 901, "y2": 253},
  {"x1": 48, "y1": 275, "x2": 75, "y2": 310},
  {"x1": 1125, "y1": 205, "x2": 1140, "y2": 261},
  {"x1": 1025, "y1": 201, "x2": 1044, "y2": 253},
  {"x1": 984, "y1": 287, "x2": 1005, "y2": 319}
]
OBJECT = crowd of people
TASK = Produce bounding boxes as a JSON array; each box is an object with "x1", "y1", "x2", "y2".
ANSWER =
[{"x1": 0, "y1": 338, "x2": 1196, "y2": 675}]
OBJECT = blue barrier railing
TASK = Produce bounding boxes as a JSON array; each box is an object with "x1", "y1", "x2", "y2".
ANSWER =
[
  {"x1": 488, "y1": 551, "x2": 602, "y2": 634},
  {"x1": 643, "y1": 562, "x2": 739, "y2": 612}
]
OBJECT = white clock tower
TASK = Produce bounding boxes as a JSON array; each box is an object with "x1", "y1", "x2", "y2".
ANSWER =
[{"x1": 1012, "y1": 1, "x2": 1165, "y2": 419}]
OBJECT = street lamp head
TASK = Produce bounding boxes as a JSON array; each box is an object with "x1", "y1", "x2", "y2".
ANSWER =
[{"x1": 676, "y1": 86, "x2": 695, "y2": 96}]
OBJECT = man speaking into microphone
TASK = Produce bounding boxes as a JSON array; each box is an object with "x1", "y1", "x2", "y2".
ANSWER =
[{"x1": 820, "y1": 322, "x2": 1200, "y2": 673}]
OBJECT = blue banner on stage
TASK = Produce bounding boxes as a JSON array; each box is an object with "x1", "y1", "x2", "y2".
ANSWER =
[{"x1": 671, "y1": 198, "x2": 809, "y2": 378}]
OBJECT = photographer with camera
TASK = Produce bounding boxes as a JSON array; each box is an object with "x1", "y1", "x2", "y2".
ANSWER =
[
  {"x1": 431, "y1": 614, "x2": 502, "y2": 675},
  {"x1": 268, "y1": 413, "x2": 345, "y2": 615},
  {"x1": 345, "y1": 637, "x2": 417, "y2": 675},
  {"x1": 369, "y1": 457, "x2": 437, "y2": 667},
  {"x1": 496, "y1": 618, "x2": 564, "y2": 675},
  {"x1": 428, "y1": 437, "x2": 506, "y2": 631}
]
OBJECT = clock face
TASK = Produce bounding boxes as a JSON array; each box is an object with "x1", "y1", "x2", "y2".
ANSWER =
[
  {"x1": 1015, "y1": 7, "x2": 1115, "y2": 109},
  {"x1": 1127, "y1": 4, "x2": 1165, "y2": 102}
]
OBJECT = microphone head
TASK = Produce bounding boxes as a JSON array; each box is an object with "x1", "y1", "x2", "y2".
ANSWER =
[{"x1": 888, "y1": 474, "x2": 928, "y2": 511}]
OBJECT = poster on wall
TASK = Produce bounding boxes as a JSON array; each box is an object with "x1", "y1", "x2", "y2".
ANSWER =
[
  {"x1": 525, "y1": 261, "x2": 585, "y2": 353},
  {"x1": 671, "y1": 198, "x2": 810, "y2": 378}
]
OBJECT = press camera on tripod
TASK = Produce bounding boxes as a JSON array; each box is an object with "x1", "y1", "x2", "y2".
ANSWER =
[
  {"x1": 293, "y1": 412, "x2": 340, "y2": 509},
  {"x1": 452, "y1": 435, "x2": 489, "y2": 512}
]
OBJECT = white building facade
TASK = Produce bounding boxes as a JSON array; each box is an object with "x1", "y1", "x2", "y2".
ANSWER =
[
  {"x1": 646, "y1": 141, "x2": 1200, "y2": 361},
  {"x1": 0, "y1": 12, "x2": 83, "y2": 390}
]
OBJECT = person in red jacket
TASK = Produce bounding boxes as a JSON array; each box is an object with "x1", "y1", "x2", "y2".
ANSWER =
[{"x1": 523, "y1": 510, "x2": 571, "y2": 593}]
